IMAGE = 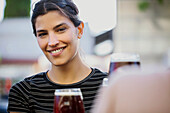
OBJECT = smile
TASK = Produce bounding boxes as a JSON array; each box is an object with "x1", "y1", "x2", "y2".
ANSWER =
[
  {"x1": 48, "y1": 46, "x2": 66, "y2": 56},
  {"x1": 51, "y1": 48, "x2": 64, "y2": 54}
]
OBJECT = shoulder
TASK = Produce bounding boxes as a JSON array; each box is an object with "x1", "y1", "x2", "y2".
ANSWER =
[
  {"x1": 93, "y1": 68, "x2": 108, "y2": 77},
  {"x1": 10, "y1": 71, "x2": 47, "y2": 93},
  {"x1": 24, "y1": 71, "x2": 47, "y2": 83},
  {"x1": 8, "y1": 72, "x2": 46, "y2": 112},
  {"x1": 87, "y1": 68, "x2": 108, "y2": 81}
]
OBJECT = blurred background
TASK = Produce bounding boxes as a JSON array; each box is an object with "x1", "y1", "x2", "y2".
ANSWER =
[{"x1": 0, "y1": 0, "x2": 170, "y2": 112}]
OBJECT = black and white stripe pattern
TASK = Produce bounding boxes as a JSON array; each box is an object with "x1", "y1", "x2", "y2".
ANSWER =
[{"x1": 8, "y1": 68, "x2": 108, "y2": 113}]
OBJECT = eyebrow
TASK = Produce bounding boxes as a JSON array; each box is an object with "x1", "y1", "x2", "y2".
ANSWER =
[
  {"x1": 36, "y1": 30, "x2": 47, "y2": 33},
  {"x1": 36, "y1": 23, "x2": 67, "y2": 33}
]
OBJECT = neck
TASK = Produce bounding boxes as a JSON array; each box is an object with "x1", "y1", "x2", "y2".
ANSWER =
[{"x1": 48, "y1": 54, "x2": 91, "y2": 84}]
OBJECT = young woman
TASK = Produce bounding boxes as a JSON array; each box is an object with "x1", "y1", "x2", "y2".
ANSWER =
[{"x1": 7, "y1": 0, "x2": 108, "y2": 113}]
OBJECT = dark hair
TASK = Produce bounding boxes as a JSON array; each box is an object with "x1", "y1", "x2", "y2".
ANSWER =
[{"x1": 31, "y1": 0, "x2": 81, "y2": 36}]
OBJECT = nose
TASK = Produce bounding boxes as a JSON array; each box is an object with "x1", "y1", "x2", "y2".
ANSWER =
[{"x1": 48, "y1": 32, "x2": 59, "y2": 46}]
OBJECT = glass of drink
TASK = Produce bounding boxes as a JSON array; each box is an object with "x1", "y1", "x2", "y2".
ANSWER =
[
  {"x1": 108, "y1": 53, "x2": 140, "y2": 75},
  {"x1": 54, "y1": 88, "x2": 85, "y2": 113}
]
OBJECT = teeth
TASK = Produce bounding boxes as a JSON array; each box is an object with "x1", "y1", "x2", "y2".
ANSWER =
[{"x1": 51, "y1": 48, "x2": 63, "y2": 53}]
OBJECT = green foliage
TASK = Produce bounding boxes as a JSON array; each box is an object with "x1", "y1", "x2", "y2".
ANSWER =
[
  {"x1": 4, "y1": 0, "x2": 30, "y2": 18},
  {"x1": 138, "y1": 1, "x2": 150, "y2": 11},
  {"x1": 158, "y1": 0, "x2": 164, "y2": 5},
  {"x1": 138, "y1": 0, "x2": 164, "y2": 12}
]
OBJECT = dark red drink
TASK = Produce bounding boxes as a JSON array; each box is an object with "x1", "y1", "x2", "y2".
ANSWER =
[
  {"x1": 54, "y1": 89, "x2": 85, "y2": 113},
  {"x1": 108, "y1": 53, "x2": 140, "y2": 75},
  {"x1": 109, "y1": 61, "x2": 140, "y2": 74}
]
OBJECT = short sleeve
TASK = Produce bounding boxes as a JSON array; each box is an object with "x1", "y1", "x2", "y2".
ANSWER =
[{"x1": 7, "y1": 80, "x2": 30, "y2": 113}]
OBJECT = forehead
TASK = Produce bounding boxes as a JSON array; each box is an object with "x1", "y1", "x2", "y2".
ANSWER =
[{"x1": 35, "y1": 11, "x2": 73, "y2": 30}]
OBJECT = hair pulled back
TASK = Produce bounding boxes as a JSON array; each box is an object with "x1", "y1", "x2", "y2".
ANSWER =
[{"x1": 31, "y1": 0, "x2": 81, "y2": 36}]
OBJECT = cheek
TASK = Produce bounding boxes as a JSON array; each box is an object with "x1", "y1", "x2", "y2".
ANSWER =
[
  {"x1": 63, "y1": 31, "x2": 78, "y2": 43},
  {"x1": 37, "y1": 39, "x2": 47, "y2": 50}
]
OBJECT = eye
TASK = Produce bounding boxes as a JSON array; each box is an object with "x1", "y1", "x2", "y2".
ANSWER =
[
  {"x1": 37, "y1": 32, "x2": 48, "y2": 38},
  {"x1": 56, "y1": 27, "x2": 67, "y2": 33}
]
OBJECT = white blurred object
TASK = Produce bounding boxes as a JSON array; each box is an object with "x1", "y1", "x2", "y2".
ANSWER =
[
  {"x1": 102, "y1": 78, "x2": 109, "y2": 87},
  {"x1": 0, "y1": 0, "x2": 6, "y2": 22},
  {"x1": 73, "y1": 0, "x2": 117, "y2": 36},
  {"x1": 94, "y1": 40, "x2": 113, "y2": 56}
]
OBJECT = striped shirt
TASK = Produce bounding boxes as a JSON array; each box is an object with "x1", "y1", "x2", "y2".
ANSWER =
[{"x1": 7, "y1": 68, "x2": 108, "y2": 113}]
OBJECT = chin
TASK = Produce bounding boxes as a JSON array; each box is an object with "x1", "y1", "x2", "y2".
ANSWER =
[{"x1": 52, "y1": 60, "x2": 70, "y2": 67}]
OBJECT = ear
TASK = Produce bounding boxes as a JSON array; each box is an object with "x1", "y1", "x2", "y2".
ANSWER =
[{"x1": 77, "y1": 22, "x2": 84, "y2": 39}]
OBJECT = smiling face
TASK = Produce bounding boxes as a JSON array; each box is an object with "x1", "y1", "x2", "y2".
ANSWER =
[{"x1": 35, "y1": 11, "x2": 83, "y2": 66}]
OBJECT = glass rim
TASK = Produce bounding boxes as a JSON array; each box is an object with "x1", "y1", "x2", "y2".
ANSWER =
[
  {"x1": 54, "y1": 88, "x2": 83, "y2": 99},
  {"x1": 110, "y1": 53, "x2": 140, "y2": 62},
  {"x1": 54, "y1": 88, "x2": 82, "y2": 96}
]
